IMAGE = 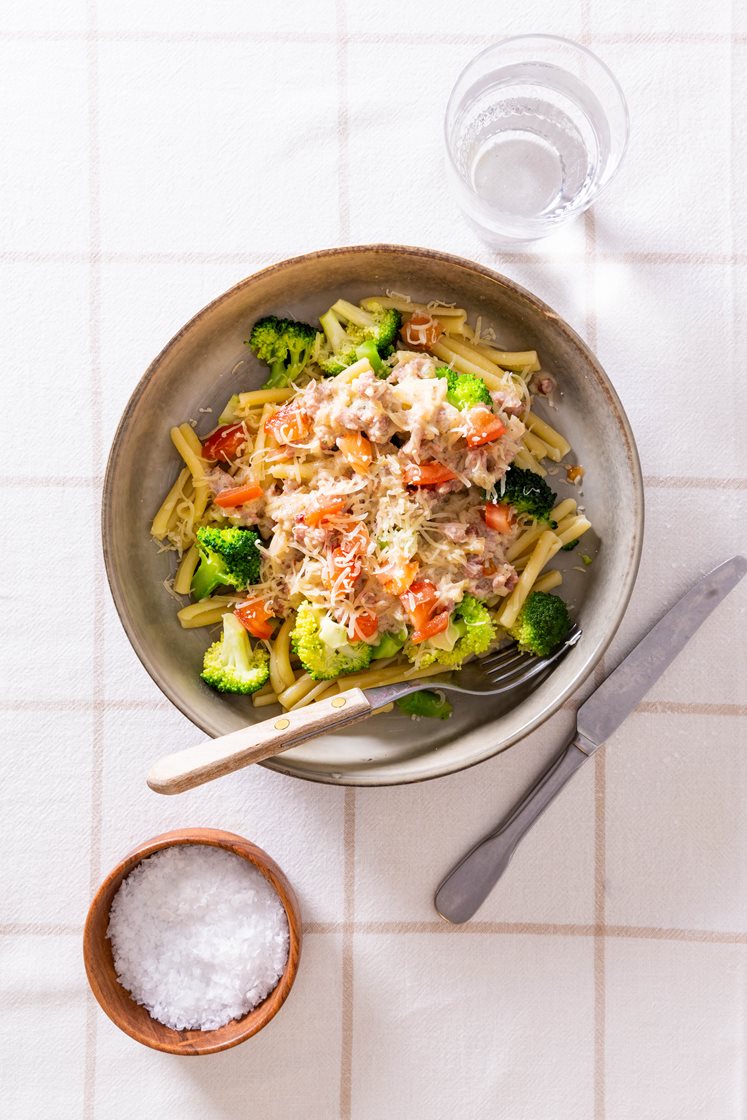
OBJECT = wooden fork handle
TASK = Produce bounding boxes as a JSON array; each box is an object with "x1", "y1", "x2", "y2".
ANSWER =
[{"x1": 147, "y1": 688, "x2": 372, "y2": 795}]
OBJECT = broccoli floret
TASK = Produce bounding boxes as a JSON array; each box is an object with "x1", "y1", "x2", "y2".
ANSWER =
[
  {"x1": 191, "y1": 527, "x2": 261, "y2": 601},
  {"x1": 501, "y1": 464, "x2": 557, "y2": 522},
  {"x1": 508, "y1": 591, "x2": 571, "y2": 657},
  {"x1": 200, "y1": 612, "x2": 270, "y2": 694},
  {"x1": 247, "y1": 315, "x2": 317, "y2": 389},
  {"x1": 319, "y1": 300, "x2": 401, "y2": 376},
  {"x1": 405, "y1": 595, "x2": 496, "y2": 669},
  {"x1": 290, "y1": 601, "x2": 373, "y2": 680},
  {"x1": 434, "y1": 365, "x2": 492, "y2": 411},
  {"x1": 396, "y1": 690, "x2": 453, "y2": 720},
  {"x1": 561, "y1": 538, "x2": 580, "y2": 552}
]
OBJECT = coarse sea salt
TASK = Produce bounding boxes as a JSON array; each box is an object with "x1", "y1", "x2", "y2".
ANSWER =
[{"x1": 107, "y1": 845, "x2": 289, "y2": 1031}]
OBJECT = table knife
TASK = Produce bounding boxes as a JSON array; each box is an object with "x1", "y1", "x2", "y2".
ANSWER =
[{"x1": 435, "y1": 554, "x2": 747, "y2": 924}]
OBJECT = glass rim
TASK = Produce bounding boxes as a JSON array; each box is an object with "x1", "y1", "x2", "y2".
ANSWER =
[{"x1": 443, "y1": 33, "x2": 631, "y2": 210}]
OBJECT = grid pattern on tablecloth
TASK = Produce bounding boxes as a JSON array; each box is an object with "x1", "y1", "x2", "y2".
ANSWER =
[{"x1": 1, "y1": 0, "x2": 746, "y2": 1118}]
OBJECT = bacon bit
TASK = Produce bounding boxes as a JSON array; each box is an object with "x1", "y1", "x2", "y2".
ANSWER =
[
  {"x1": 337, "y1": 433, "x2": 373, "y2": 474},
  {"x1": 352, "y1": 611, "x2": 378, "y2": 641},
  {"x1": 401, "y1": 311, "x2": 444, "y2": 350},
  {"x1": 403, "y1": 461, "x2": 457, "y2": 487},
  {"x1": 566, "y1": 465, "x2": 585, "y2": 483},
  {"x1": 304, "y1": 500, "x2": 346, "y2": 527},
  {"x1": 483, "y1": 502, "x2": 515, "y2": 533},
  {"x1": 411, "y1": 610, "x2": 450, "y2": 644},
  {"x1": 234, "y1": 598, "x2": 274, "y2": 640},
  {"x1": 377, "y1": 560, "x2": 419, "y2": 597},
  {"x1": 264, "y1": 403, "x2": 310, "y2": 444},
  {"x1": 214, "y1": 482, "x2": 263, "y2": 508},
  {"x1": 201, "y1": 423, "x2": 247, "y2": 463},
  {"x1": 465, "y1": 411, "x2": 506, "y2": 448}
]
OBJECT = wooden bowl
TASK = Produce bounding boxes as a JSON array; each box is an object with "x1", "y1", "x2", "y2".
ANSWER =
[{"x1": 83, "y1": 828, "x2": 302, "y2": 1055}]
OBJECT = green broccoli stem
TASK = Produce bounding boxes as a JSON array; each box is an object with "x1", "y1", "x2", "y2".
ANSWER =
[
  {"x1": 265, "y1": 359, "x2": 291, "y2": 388},
  {"x1": 191, "y1": 552, "x2": 229, "y2": 601},
  {"x1": 355, "y1": 338, "x2": 382, "y2": 371}
]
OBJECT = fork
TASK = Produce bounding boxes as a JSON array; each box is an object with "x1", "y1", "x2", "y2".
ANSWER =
[{"x1": 147, "y1": 626, "x2": 582, "y2": 795}]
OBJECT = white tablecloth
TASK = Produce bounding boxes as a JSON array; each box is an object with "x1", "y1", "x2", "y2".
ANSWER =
[{"x1": 2, "y1": 2, "x2": 746, "y2": 1117}]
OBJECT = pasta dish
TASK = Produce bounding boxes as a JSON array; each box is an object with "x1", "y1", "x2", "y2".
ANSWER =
[{"x1": 151, "y1": 294, "x2": 592, "y2": 720}]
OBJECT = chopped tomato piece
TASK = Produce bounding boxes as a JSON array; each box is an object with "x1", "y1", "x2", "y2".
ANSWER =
[
  {"x1": 304, "y1": 499, "x2": 346, "y2": 527},
  {"x1": 214, "y1": 482, "x2": 263, "y2": 508},
  {"x1": 401, "y1": 311, "x2": 444, "y2": 351},
  {"x1": 377, "y1": 560, "x2": 419, "y2": 597},
  {"x1": 411, "y1": 610, "x2": 450, "y2": 644},
  {"x1": 483, "y1": 502, "x2": 515, "y2": 533},
  {"x1": 323, "y1": 548, "x2": 361, "y2": 596},
  {"x1": 466, "y1": 410, "x2": 507, "y2": 448},
  {"x1": 400, "y1": 578, "x2": 440, "y2": 631},
  {"x1": 337, "y1": 433, "x2": 374, "y2": 474},
  {"x1": 264, "y1": 403, "x2": 310, "y2": 445},
  {"x1": 340, "y1": 521, "x2": 369, "y2": 556},
  {"x1": 234, "y1": 598, "x2": 274, "y2": 640},
  {"x1": 403, "y1": 461, "x2": 457, "y2": 487},
  {"x1": 201, "y1": 423, "x2": 247, "y2": 463},
  {"x1": 352, "y1": 611, "x2": 378, "y2": 641}
]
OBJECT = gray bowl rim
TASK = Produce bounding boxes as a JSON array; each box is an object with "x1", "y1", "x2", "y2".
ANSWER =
[{"x1": 101, "y1": 243, "x2": 644, "y2": 786}]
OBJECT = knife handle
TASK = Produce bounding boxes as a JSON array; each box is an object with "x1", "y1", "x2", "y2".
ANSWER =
[{"x1": 434, "y1": 732, "x2": 593, "y2": 924}]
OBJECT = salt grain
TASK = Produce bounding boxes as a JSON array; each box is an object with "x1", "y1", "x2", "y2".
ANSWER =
[{"x1": 107, "y1": 846, "x2": 289, "y2": 1031}]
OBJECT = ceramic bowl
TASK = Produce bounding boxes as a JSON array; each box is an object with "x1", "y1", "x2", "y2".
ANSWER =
[
  {"x1": 83, "y1": 829, "x2": 302, "y2": 1055},
  {"x1": 102, "y1": 244, "x2": 643, "y2": 785}
]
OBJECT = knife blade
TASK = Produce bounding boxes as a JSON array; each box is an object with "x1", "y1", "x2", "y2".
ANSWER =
[
  {"x1": 577, "y1": 554, "x2": 747, "y2": 750},
  {"x1": 434, "y1": 555, "x2": 747, "y2": 924}
]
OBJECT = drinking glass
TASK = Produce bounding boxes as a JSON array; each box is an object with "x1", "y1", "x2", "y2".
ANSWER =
[{"x1": 444, "y1": 35, "x2": 629, "y2": 244}]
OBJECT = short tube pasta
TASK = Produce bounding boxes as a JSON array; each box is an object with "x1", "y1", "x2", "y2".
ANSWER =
[
  {"x1": 513, "y1": 448, "x2": 547, "y2": 477},
  {"x1": 170, "y1": 426, "x2": 208, "y2": 485},
  {"x1": 269, "y1": 618, "x2": 295, "y2": 695},
  {"x1": 498, "y1": 530, "x2": 561, "y2": 629},
  {"x1": 525, "y1": 412, "x2": 571, "y2": 459},
  {"x1": 151, "y1": 467, "x2": 191, "y2": 539},
  {"x1": 556, "y1": 516, "x2": 592, "y2": 548},
  {"x1": 289, "y1": 680, "x2": 335, "y2": 709},
  {"x1": 430, "y1": 340, "x2": 506, "y2": 389},
  {"x1": 178, "y1": 422, "x2": 205, "y2": 458},
  {"x1": 333, "y1": 357, "x2": 374, "y2": 384},
  {"x1": 177, "y1": 596, "x2": 240, "y2": 628},
  {"x1": 277, "y1": 673, "x2": 319, "y2": 710},
  {"x1": 435, "y1": 335, "x2": 507, "y2": 377},
  {"x1": 533, "y1": 569, "x2": 563, "y2": 593},
  {"x1": 522, "y1": 430, "x2": 553, "y2": 461},
  {"x1": 253, "y1": 690, "x2": 280, "y2": 707},
  {"x1": 173, "y1": 544, "x2": 200, "y2": 595},
  {"x1": 506, "y1": 523, "x2": 545, "y2": 562},
  {"x1": 237, "y1": 388, "x2": 294, "y2": 409}
]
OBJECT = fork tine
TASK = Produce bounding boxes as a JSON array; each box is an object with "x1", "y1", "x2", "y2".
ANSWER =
[
  {"x1": 479, "y1": 625, "x2": 582, "y2": 688},
  {"x1": 480, "y1": 647, "x2": 526, "y2": 671}
]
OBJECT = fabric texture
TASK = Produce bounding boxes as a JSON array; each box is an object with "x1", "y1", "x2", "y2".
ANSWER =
[{"x1": 1, "y1": 2, "x2": 746, "y2": 1117}]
